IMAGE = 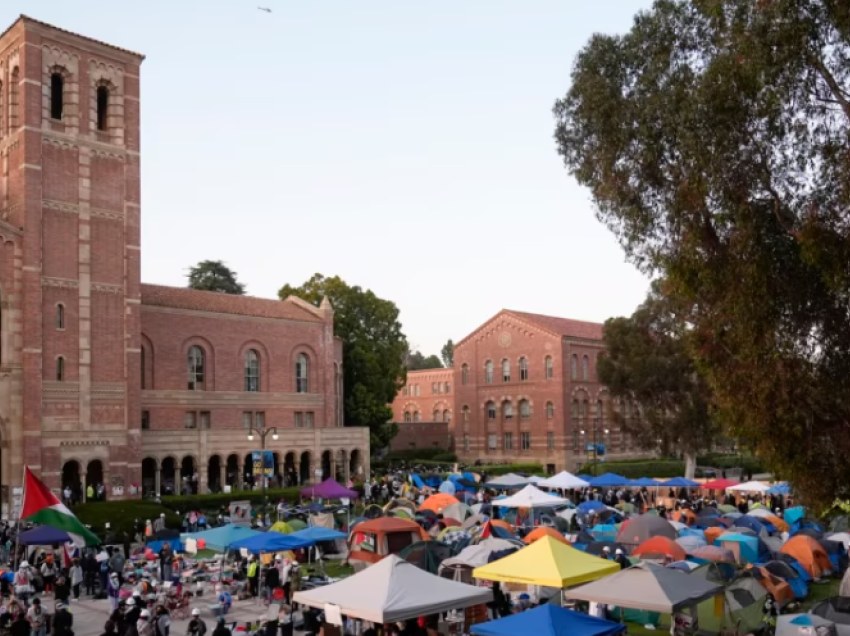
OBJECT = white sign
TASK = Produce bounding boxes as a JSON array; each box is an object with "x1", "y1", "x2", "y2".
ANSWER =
[{"x1": 324, "y1": 604, "x2": 343, "y2": 626}]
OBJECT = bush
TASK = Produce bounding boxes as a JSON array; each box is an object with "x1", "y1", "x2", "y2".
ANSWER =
[
  {"x1": 383, "y1": 449, "x2": 452, "y2": 462},
  {"x1": 75, "y1": 500, "x2": 181, "y2": 539},
  {"x1": 432, "y1": 452, "x2": 458, "y2": 463},
  {"x1": 581, "y1": 460, "x2": 703, "y2": 479}
]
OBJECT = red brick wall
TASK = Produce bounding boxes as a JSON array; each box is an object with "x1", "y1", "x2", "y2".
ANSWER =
[
  {"x1": 390, "y1": 422, "x2": 450, "y2": 452},
  {"x1": 390, "y1": 368, "x2": 454, "y2": 423}
]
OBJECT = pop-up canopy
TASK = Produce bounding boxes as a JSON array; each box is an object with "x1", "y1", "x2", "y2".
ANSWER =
[
  {"x1": 181, "y1": 524, "x2": 261, "y2": 552},
  {"x1": 472, "y1": 536, "x2": 619, "y2": 587},
  {"x1": 727, "y1": 481, "x2": 770, "y2": 493},
  {"x1": 495, "y1": 485, "x2": 569, "y2": 509},
  {"x1": 538, "y1": 471, "x2": 590, "y2": 490},
  {"x1": 300, "y1": 478, "x2": 357, "y2": 500},
  {"x1": 472, "y1": 604, "x2": 625, "y2": 636},
  {"x1": 292, "y1": 555, "x2": 492, "y2": 622}
]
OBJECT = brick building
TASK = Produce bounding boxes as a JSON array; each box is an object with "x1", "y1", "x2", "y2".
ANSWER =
[
  {"x1": 389, "y1": 368, "x2": 452, "y2": 451},
  {"x1": 0, "y1": 16, "x2": 367, "y2": 512},
  {"x1": 391, "y1": 310, "x2": 646, "y2": 472}
]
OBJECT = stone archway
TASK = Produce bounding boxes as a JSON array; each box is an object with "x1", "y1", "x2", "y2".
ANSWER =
[
  {"x1": 141, "y1": 458, "x2": 157, "y2": 497},
  {"x1": 180, "y1": 456, "x2": 196, "y2": 494},
  {"x1": 226, "y1": 454, "x2": 240, "y2": 489},
  {"x1": 86, "y1": 460, "x2": 104, "y2": 501},
  {"x1": 161, "y1": 457, "x2": 177, "y2": 495},
  {"x1": 349, "y1": 449, "x2": 362, "y2": 480},
  {"x1": 284, "y1": 452, "x2": 297, "y2": 486},
  {"x1": 299, "y1": 451, "x2": 311, "y2": 485},
  {"x1": 272, "y1": 452, "x2": 281, "y2": 487},
  {"x1": 336, "y1": 449, "x2": 348, "y2": 483},
  {"x1": 243, "y1": 453, "x2": 254, "y2": 490},
  {"x1": 207, "y1": 455, "x2": 222, "y2": 493},
  {"x1": 321, "y1": 450, "x2": 332, "y2": 481},
  {"x1": 62, "y1": 461, "x2": 82, "y2": 504}
]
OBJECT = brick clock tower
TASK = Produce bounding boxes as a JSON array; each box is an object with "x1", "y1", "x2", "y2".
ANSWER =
[{"x1": 0, "y1": 16, "x2": 144, "y2": 509}]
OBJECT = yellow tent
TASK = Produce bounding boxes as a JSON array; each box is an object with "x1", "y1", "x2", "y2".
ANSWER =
[
  {"x1": 472, "y1": 535, "x2": 619, "y2": 587},
  {"x1": 270, "y1": 521, "x2": 294, "y2": 534}
]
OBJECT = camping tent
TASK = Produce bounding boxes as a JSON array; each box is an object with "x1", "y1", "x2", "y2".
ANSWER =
[
  {"x1": 632, "y1": 537, "x2": 686, "y2": 562},
  {"x1": 537, "y1": 471, "x2": 591, "y2": 490},
  {"x1": 781, "y1": 535, "x2": 832, "y2": 578},
  {"x1": 472, "y1": 536, "x2": 619, "y2": 588},
  {"x1": 777, "y1": 614, "x2": 837, "y2": 636},
  {"x1": 300, "y1": 478, "x2": 357, "y2": 500},
  {"x1": 690, "y1": 566, "x2": 767, "y2": 636},
  {"x1": 18, "y1": 526, "x2": 73, "y2": 546},
  {"x1": 398, "y1": 541, "x2": 454, "y2": 574},
  {"x1": 812, "y1": 597, "x2": 850, "y2": 636},
  {"x1": 566, "y1": 562, "x2": 723, "y2": 613},
  {"x1": 616, "y1": 515, "x2": 677, "y2": 548},
  {"x1": 715, "y1": 533, "x2": 762, "y2": 564},
  {"x1": 228, "y1": 532, "x2": 313, "y2": 553},
  {"x1": 181, "y1": 524, "x2": 261, "y2": 552},
  {"x1": 348, "y1": 517, "x2": 429, "y2": 567},
  {"x1": 727, "y1": 481, "x2": 770, "y2": 493},
  {"x1": 292, "y1": 554, "x2": 492, "y2": 622},
  {"x1": 495, "y1": 485, "x2": 569, "y2": 509},
  {"x1": 471, "y1": 604, "x2": 625, "y2": 636}
]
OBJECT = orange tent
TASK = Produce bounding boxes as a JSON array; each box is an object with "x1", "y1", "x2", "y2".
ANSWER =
[
  {"x1": 632, "y1": 536, "x2": 686, "y2": 562},
  {"x1": 524, "y1": 527, "x2": 569, "y2": 545},
  {"x1": 748, "y1": 565, "x2": 794, "y2": 608},
  {"x1": 765, "y1": 515, "x2": 790, "y2": 533},
  {"x1": 419, "y1": 493, "x2": 460, "y2": 513},
  {"x1": 490, "y1": 519, "x2": 514, "y2": 532},
  {"x1": 672, "y1": 509, "x2": 697, "y2": 526},
  {"x1": 348, "y1": 517, "x2": 429, "y2": 567},
  {"x1": 704, "y1": 527, "x2": 724, "y2": 545},
  {"x1": 780, "y1": 536, "x2": 832, "y2": 578}
]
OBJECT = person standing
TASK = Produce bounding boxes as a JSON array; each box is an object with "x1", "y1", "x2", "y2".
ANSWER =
[
  {"x1": 40, "y1": 558, "x2": 56, "y2": 596},
  {"x1": 158, "y1": 543, "x2": 173, "y2": 583},
  {"x1": 53, "y1": 603, "x2": 74, "y2": 636},
  {"x1": 14, "y1": 562, "x2": 34, "y2": 608},
  {"x1": 153, "y1": 605, "x2": 170, "y2": 636},
  {"x1": 108, "y1": 572, "x2": 121, "y2": 612},
  {"x1": 69, "y1": 559, "x2": 83, "y2": 600},
  {"x1": 246, "y1": 556, "x2": 259, "y2": 598},
  {"x1": 263, "y1": 561, "x2": 280, "y2": 601},
  {"x1": 26, "y1": 598, "x2": 45, "y2": 636},
  {"x1": 109, "y1": 548, "x2": 126, "y2": 585}
]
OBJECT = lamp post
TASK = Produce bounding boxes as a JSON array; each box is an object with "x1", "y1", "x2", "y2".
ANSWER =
[
  {"x1": 587, "y1": 419, "x2": 610, "y2": 476},
  {"x1": 247, "y1": 423, "x2": 278, "y2": 527}
]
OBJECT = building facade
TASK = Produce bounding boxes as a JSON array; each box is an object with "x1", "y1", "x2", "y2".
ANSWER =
[
  {"x1": 389, "y1": 368, "x2": 453, "y2": 452},
  {"x1": 391, "y1": 310, "x2": 647, "y2": 472},
  {"x1": 0, "y1": 16, "x2": 367, "y2": 512}
]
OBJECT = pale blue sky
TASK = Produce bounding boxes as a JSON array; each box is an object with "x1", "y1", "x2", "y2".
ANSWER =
[{"x1": 4, "y1": 1, "x2": 653, "y2": 356}]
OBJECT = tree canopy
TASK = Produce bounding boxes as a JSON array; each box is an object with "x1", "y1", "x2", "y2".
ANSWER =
[
  {"x1": 279, "y1": 274, "x2": 408, "y2": 449},
  {"x1": 598, "y1": 282, "x2": 719, "y2": 478},
  {"x1": 406, "y1": 350, "x2": 444, "y2": 371},
  {"x1": 555, "y1": 0, "x2": 850, "y2": 507},
  {"x1": 441, "y1": 339, "x2": 454, "y2": 368},
  {"x1": 187, "y1": 260, "x2": 246, "y2": 295}
]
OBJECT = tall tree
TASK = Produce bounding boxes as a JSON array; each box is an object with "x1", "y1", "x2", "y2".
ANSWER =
[
  {"x1": 555, "y1": 0, "x2": 850, "y2": 507},
  {"x1": 598, "y1": 282, "x2": 719, "y2": 478},
  {"x1": 406, "y1": 350, "x2": 443, "y2": 371},
  {"x1": 279, "y1": 274, "x2": 408, "y2": 449},
  {"x1": 187, "y1": 260, "x2": 246, "y2": 295},
  {"x1": 441, "y1": 339, "x2": 454, "y2": 368}
]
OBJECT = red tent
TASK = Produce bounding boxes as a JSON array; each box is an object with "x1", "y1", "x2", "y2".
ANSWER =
[{"x1": 701, "y1": 479, "x2": 739, "y2": 490}]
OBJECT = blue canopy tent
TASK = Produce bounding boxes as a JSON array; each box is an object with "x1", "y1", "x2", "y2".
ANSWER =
[
  {"x1": 290, "y1": 527, "x2": 346, "y2": 542},
  {"x1": 18, "y1": 526, "x2": 72, "y2": 545},
  {"x1": 659, "y1": 477, "x2": 701, "y2": 488},
  {"x1": 588, "y1": 473, "x2": 630, "y2": 488},
  {"x1": 630, "y1": 478, "x2": 661, "y2": 487},
  {"x1": 182, "y1": 524, "x2": 261, "y2": 552},
  {"x1": 767, "y1": 482, "x2": 791, "y2": 495},
  {"x1": 577, "y1": 501, "x2": 607, "y2": 514},
  {"x1": 471, "y1": 604, "x2": 625, "y2": 636},
  {"x1": 146, "y1": 539, "x2": 184, "y2": 553},
  {"x1": 229, "y1": 532, "x2": 313, "y2": 554},
  {"x1": 577, "y1": 475, "x2": 593, "y2": 482}
]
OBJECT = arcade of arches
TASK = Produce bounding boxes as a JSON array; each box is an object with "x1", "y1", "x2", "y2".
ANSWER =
[{"x1": 139, "y1": 448, "x2": 365, "y2": 496}]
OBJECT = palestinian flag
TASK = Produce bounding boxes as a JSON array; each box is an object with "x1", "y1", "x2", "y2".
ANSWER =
[{"x1": 20, "y1": 467, "x2": 100, "y2": 547}]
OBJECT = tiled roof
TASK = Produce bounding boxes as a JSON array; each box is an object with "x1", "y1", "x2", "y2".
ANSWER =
[
  {"x1": 1, "y1": 16, "x2": 145, "y2": 59},
  {"x1": 141, "y1": 284, "x2": 323, "y2": 323},
  {"x1": 506, "y1": 310, "x2": 603, "y2": 340}
]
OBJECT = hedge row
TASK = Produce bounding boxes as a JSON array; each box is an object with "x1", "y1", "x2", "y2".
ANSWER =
[
  {"x1": 74, "y1": 500, "x2": 181, "y2": 539},
  {"x1": 383, "y1": 449, "x2": 456, "y2": 462},
  {"x1": 581, "y1": 461, "x2": 701, "y2": 479}
]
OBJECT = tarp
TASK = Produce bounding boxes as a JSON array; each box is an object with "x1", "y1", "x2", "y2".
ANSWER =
[
  {"x1": 494, "y1": 485, "x2": 569, "y2": 509},
  {"x1": 228, "y1": 532, "x2": 313, "y2": 553},
  {"x1": 293, "y1": 554, "x2": 492, "y2": 622},
  {"x1": 566, "y1": 562, "x2": 723, "y2": 613},
  {"x1": 485, "y1": 473, "x2": 531, "y2": 489},
  {"x1": 471, "y1": 604, "x2": 625, "y2": 636},
  {"x1": 538, "y1": 471, "x2": 591, "y2": 490},
  {"x1": 289, "y1": 527, "x2": 346, "y2": 542},
  {"x1": 18, "y1": 526, "x2": 72, "y2": 546},
  {"x1": 588, "y1": 473, "x2": 630, "y2": 488},
  {"x1": 472, "y1": 536, "x2": 619, "y2": 587},
  {"x1": 181, "y1": 524, "x2": 261, "y2": 552},
  {"x1": 300, "y1": 478, "x2": 357, "y2": 500}
]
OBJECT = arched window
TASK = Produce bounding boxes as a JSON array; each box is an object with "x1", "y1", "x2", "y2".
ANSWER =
[
  {"x1": 519, "y1": 400, "x2": 530, "y2": 419},
  {"x1": 245, "y1": 349, "x2": 260, "y2": 392},
  {"x1": 582, "y1": 355, "x2": 589, "y2": 381},
  {"x1": 443, "y1": 410, "x2": 450, "y2": 423},
  {"x1": 413, "y1": 411, "x2": 420, "y2": 422},
  {"x1": 50, "y1": 72, "x2": 64, "y2": 120},
  {"x1": 547, "y1": 402, "x2": 554, "y2": 419},
  {"x1": 445, "y1": 382, "x2": 451, "y2": 394},
  {"x1": 461, "y1": 364, "x2": 469, "y2": 385},
  {"x1": 503, "y1": 401, "x2": 513, "y2": 420},
  {"x1": 596, "y1": 399, "x2": 603, "y2": 418},
  {"x1": 580, "y1": 399, "x2": 588, "y2": 417},
  {"x1": 188, "y1": 346, "x2": 205, "y2": 390},
  {"x1": 502, "y1": 359, "x2": 511, "y2": 382},
  {"x1": 295, "y1": 353, "x2": 309, "y2": 393},
  {"x1": 96, "y1": 85, "x2": 109, "y2": 131},
  {"x1": 571, "y1": 400, "x2": 578, "y2": 418},
  {"x1": 485, "y1": 360, "x2": 494, "y2": 384},
  {"x1": 546, "y1": 356, "x2": 553, "y2": 379},
  {"x1": 56, "y1": 356, "x2": 65, "y2": 381},
  {"x1": 433, "y1": 410, "x2": 440, "y2": 422},
  {"x1": 486, "y1": 402, "x2": 496, "y2": 421},
  {"x1": 570, "y1": 355, "x2": 578, "y2": 380},
  {"x1": 404, "y1": 412, "x2": 411, "y2": 423},
  {"x1": 519, "y1": 357, "x2": 528, "y2": 381},
  {"x1": 56, "y1": 304, "x2": 65, "y2": 330}
]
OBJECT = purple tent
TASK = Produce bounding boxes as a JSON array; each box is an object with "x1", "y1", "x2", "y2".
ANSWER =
[{"x1": 300, "y1": 478, "x2": 358, "y2": 500}]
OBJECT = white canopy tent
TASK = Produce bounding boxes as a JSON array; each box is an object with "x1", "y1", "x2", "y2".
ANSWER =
[
  {"x1": 496, "y1": 485, "x2": 569, "y2": 508},
  {"x1": 292, "y1": 555, "x2": 493, "y2": 623},
  {"x1": 485, "y1": 473, "x2": 531, "y2": 488},
  {"x1": 726, "y1": 481, "x2": 770, "y2": 493},
  {"x1": 538, "y1": 471, "x2": 590, "y2": 490}
]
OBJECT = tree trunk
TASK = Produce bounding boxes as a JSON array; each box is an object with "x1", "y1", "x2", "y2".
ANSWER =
[{"x1": 684, "y1": 452, "x2": 697, "y2": 480}]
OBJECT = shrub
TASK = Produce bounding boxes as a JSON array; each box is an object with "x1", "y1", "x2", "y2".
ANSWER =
[
  {"x1": 75, "y1": 500, "x2": 181, "y2": 539},
  {"x1": 581, "y1": 460, "x2": 704, "y2": 479},
  {"x1": 383, "y1": 449, "x2": 450, "y2": 462}
]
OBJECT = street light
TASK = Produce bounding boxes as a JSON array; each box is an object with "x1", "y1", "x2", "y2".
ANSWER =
[{"x1": 247, "y1": 423, "x2": 279, "y2": 526}]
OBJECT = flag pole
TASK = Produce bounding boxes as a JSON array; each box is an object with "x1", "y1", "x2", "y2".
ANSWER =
[{"x1": 13, "y1": 465, "x2": 27, "y2": 572}]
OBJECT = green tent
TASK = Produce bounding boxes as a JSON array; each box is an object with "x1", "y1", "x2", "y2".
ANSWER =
[{"x1": 690, "y1": 565, "x2": 766, "y2": 636}]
